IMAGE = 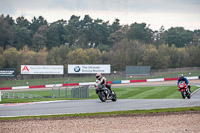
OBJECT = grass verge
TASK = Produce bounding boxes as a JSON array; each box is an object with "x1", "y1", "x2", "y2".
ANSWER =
[
  {"x1": 1, "y1": 86, "x2": 199, "y2": 103},
  {"x1": 0, "y1": 106, "x2": 200, "y2": 120},
  {"x1": 0, "y1": 98, "x2": 72, "y2": 103}
]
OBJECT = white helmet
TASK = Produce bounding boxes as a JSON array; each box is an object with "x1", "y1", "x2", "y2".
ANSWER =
[
  {"x1": 179, "y1": 74, "x2": 184, "y2": 79},
  {"x1": 96, "y1": 73, "x2": 102, "y2": 80}
]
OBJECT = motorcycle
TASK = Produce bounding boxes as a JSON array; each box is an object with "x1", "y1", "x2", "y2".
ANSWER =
[
  {"x1": 178, "y1": 81, "x2": 191, "y2": 99},
  {"x1": 95, "y1": 82, "x2": 117, "y2": 102}
]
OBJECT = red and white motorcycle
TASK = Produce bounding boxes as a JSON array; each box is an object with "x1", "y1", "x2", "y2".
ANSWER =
[{"x1": 178, "y1": 81, "x2": 191, "y2": 99}]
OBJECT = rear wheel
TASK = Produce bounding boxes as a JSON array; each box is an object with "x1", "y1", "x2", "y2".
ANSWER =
[
  {"x1": 98, "y1": 91, "x2": 106, "y2": 102},
  {"x1": 181, "y1": 91, "x2": 186, "y2": 99}
]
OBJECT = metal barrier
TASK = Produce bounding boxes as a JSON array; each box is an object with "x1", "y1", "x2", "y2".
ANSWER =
[
  {"x1": 51, "y1": 85, "x2": 68, "y2": 98},
  {"x1": 1, "y1": 85, "x2": 89, "y2": 99},
  {"x1": 71, "y1": 86, "x2": 89, "y2": 99},
  {"x1": 2, "y1": 92, "x2": 44, "y2": 98}
]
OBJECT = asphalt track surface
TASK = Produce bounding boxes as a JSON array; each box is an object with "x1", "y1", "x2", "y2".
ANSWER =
[{"x1": 0, "y1": 81, "x2": 200, "y2": 117}]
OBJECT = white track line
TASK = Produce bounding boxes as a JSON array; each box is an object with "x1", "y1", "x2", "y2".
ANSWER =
[
  {"x1": 191, "y1": 88, "x2": 200, "y2": 96},
  {"x1": 0, "y1": 100, "x2": 71, "y2": 107}
]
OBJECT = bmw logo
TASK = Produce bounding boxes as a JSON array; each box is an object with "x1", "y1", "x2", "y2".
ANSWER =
[{"x1": 74, "y1": 66, "x2": 80, "y2": 72}]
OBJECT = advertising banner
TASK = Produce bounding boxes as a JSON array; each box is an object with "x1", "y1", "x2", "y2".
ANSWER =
[
  {"x1": 21, "y1": 65, "x2": 64, "y2": 75},
  {"x1": 0, "y1": 69, "x2": 16, "y2": 78},
  {"x1": 68, "y1": 64, "x2": 110, "y2": 74}
]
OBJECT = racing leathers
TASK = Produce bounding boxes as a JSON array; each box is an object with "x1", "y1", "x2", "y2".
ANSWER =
[{"x1": 96, "y1": 76, "x2": 111, "y2": 94}]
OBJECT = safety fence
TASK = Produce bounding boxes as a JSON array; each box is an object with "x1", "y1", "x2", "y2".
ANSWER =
[
  {"x1": 51, "y1": 85, "x2": 68, "y2": 98},
  {"x1": 1, "y1": 85, "x2": 90, "y2": 99},
  {"x1": 71, "y1": 86, "x2": 89, "y2": 99},
  {"x1": 2, "y1": 92, "x2": 44, "y2": 99},
  {"x1": 51, "y1": 85, "x2": 89, "y2": 99}
]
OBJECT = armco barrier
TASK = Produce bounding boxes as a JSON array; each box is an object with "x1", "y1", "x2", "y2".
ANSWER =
[
  {"x1": 63, "y1": 83, "x2": 79, "y2": 87},
  {"x1": 164, "y1": 77, "x2": 178, "y2": 81},
  {"x1": 29, "y1": 85, "x2": 45, "y2": 88},
  {"x1": 12, "y1": 86, "x2": 29, "y2": 90},
  {"x1": 0, "y1": 76, "x2": 199, "y2": 90},
  {"x1": 147, "y1": 78, "x2": 164, "y2": 82},
  {"x1": 121, "y1": 80, "x2": 130, "y2": 84},
  {"x1": 0, "y1": 87, "x2": 12, "y2": 90},
  {"x1": 130, "y1": 79, "x2": 147, "y2": 83},
  {"x1": 113, "y1": 81, "x2": 121, "y2": 84}
]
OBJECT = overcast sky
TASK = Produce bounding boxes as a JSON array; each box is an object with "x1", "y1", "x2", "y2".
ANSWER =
[{"x1": 0, "y1": 0, "x2": 200, "y2": 30}]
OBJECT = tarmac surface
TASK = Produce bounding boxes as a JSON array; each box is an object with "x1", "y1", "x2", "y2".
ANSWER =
[{"x1": 0, "y1": 98, "x2": 200, "y2": 117}]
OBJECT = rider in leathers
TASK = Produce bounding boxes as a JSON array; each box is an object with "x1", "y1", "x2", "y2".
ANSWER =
[
  {"x1": 95, "y1": 73, "x2": 112, "y2": 96},
  {"x1": 177, "y1": 74, "x2": 191, "y2": 92}
]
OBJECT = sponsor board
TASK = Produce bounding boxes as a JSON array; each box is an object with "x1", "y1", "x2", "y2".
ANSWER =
[
  {"x1": 0, "y1": 69, "x2": 16, "y2": 78},
  {"x1": 68, "y1": 64, "x2": 110, "y2": 74},
  {"x1": 21, "y1": 65, "x2": 64, "y2": 75}
]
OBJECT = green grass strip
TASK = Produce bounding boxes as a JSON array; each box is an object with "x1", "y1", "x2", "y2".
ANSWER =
[
  {"x1": 0, "y1": 98, "x2": 76, "y2": 103},
  {"x1": 1, "y1": 86, "x2": 199, "y2": 103},
  {"x1": 0, "y1": 106, "x2": 200, "y2": 120}
]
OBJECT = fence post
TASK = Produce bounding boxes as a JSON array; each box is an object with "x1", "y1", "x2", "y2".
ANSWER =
[
  {"x1": 58, "y1": 86, "x2": 61, "y2": 98},
  {"x1": 87, "y1": 86, "x2": 89, "y2": 98},
  {"x1": 65, "y1": 87, "x2": 67, "y2": 98},
  {"x1": 51, "y1": 84, "x2": 56, "y2": 98},
  {"x1": 71, "y1": 88, "x2": 74, "y2": 98},
  {"x1": 51, "y1": 87, "x2": 54, "y2": 98}
]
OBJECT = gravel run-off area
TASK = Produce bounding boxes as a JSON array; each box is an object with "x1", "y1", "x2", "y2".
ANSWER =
[{"x1": 1, "y1": 111, "x2": 200, "y2": 133}]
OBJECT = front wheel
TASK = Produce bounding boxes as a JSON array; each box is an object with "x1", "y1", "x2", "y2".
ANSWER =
[
  {"x1": 111, "y1": 91, "x2": 117, "y2": 102},
  {"x1": 98, "y1": 91, "x2": 106, "y2": 102},
  {"x1": 186, "y1": 90, "x2": 191, "y2": 99},
  {"x1": 181, "y1": 91, "x2": 186, "y2": 99}
]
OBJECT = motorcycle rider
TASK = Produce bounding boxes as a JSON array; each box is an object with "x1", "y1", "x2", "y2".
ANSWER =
[
  {"x1": 95, "y1": 73, "x2": 112, "y2": 95},
  {"x1": 177, "y1": 74, "x2": 191, "y2": 92}
]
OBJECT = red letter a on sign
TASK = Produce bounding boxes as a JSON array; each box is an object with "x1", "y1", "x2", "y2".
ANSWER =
[{"x1": 22, "y1": 66, "x2": 29, "y2": 71}]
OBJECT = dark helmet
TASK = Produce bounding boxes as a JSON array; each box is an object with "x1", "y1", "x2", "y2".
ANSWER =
[
  {"x1": 96, "y1": 73, "x2": 102, "y2": 80},
  {"x1": 179, "y1": 74, "x2": 184, "y2": 79}
]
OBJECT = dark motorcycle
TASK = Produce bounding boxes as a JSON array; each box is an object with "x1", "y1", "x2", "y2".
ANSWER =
[
  {"x1": 95, "y1": 82, "x2": 117, "y2": 102},
  {"x1": 178, "y1": 81, "x2": 191, "y2": 99}
]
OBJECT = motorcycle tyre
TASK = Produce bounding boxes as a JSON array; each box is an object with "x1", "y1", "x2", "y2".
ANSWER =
[
  {"x1": 98, "y1": 91, "x2": 106, "y2": 102},
  {"x1": 181, "y1": 91, "x2": 186, "y2": 99},
  {"x1": 111, "y1": 91, "x2": 117, "y2": 102},
  {"x1": 186, "y1": 91, "x2": 191, "y2": 99}
]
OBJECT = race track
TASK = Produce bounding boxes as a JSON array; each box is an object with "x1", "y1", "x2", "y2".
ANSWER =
[
  {"x1": 0, "y1": 97, "x2": 200, "y2": 117},
  {"x1": 0, "y1": 80, "x2": 200, "y2": 117}
]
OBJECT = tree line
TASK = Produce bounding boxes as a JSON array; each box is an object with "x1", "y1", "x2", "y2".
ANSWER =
[
  {"x1": 0, "y1": 14, "x2": 200, "y2": 72},
  {"x1": 1, "y1": 40, "x2": 200, "y2": 73}
]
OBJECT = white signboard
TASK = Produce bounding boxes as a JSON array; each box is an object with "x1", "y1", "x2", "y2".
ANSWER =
[
  {"x1": 21, "y1": 65, "x2": 64, "y2": 75},
  {"x1": 68, "y1": 64, "x2": 110, "y2": 74}
]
